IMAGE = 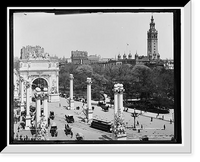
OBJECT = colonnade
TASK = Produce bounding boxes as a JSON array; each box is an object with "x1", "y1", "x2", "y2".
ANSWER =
[
  {"x1": 69, "y1": 74, "x2": 93, "y2": 122},
  {"x1": 69, "y1": 74, "x2": 126, "y2": 139},
  {"x1": 19, "y1": 74, "x2": 126, "y2": 140},
  {"x1": 19, "y1": 78, "x2": 49, "y2": 130}
]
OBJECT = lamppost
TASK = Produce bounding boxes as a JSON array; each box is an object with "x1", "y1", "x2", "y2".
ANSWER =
[{"x1": 131, "y1": 108, "x2": 139, "y2": 130}]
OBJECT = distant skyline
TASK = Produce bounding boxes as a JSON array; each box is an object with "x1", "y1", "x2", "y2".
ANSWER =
[{"x1": 14, "y1": 11, "x2": 173, "y2": 59}]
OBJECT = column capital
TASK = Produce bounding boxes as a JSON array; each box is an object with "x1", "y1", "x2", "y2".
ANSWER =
[
  {"x1": 113, "y1": 84, "x2": 125, "y2": 93},
  {"x1": 86, "y1": 78, "x2": 92, "y2": 85},
  {"x1": 43, "y1": 93, "x2": 49, "y2": 100},
  {"x1": 20, "y1": 76, "x2": 24, "y2": 82},
  {"x1": 34, "y1": 93, "x2": 43, "y2": 100},
  {"x1": 25, "y1": 80, "x2": 31, "y2": 88},
  {"x1": 69, "y1": 74, "x2": 74, "y2": 80}
]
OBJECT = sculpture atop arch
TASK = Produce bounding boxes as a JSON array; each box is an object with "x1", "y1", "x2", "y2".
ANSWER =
[
  {"x1": 20, "y1": 45, "x2": 50, "y2": 60},
  {"x1": 18, "y1": 45, "x2": 59, "y2": 102}
]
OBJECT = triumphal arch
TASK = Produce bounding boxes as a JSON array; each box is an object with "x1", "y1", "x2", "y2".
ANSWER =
[{"x1": 18, "y1": 45, "x2": 59, "y2": 102}]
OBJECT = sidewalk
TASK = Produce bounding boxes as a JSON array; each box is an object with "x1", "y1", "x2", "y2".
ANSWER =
[{"x1": 125, "y1": 108, "x2": 174, "y2": 122}]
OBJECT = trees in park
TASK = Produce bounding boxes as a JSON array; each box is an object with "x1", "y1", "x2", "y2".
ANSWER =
[{"x1": 59, "y1": 62, "x2": 174, "y2": 109}]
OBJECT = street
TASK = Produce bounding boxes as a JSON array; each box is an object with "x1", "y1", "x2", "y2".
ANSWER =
[{"x1": 14, "y1": 96, "x2": 174, "y2": 141}]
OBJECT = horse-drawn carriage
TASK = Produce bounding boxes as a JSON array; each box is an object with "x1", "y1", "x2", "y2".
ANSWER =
[
  {"x1": 140, "y1": 135, "x2": 149, "y2": 141},
  {"x1": 101, "y1": 104, "x2": 109, "y2": 112},
  {"x1": 65, "y1": 114, "x2": 74, "y2": 123},
  {"x1": 64, "y1": 124, "x2": 73, "y2": 138},
  {"x1": 50, "y1": 122, "x2": 58, "y2": 137},
  {"x1": 97, "y1": 101, "x2": 105, "y2": 106},
  {"x1": 76, "y1": 133, "x2": 84, "y2": 141},
  {"x1": 49, "y1": 111, "x2": 55, "y2": 120}
]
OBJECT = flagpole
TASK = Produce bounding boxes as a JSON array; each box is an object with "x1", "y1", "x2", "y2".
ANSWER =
[{"x1": 126, "y1": 43, "x2": 129, "y2": 54}]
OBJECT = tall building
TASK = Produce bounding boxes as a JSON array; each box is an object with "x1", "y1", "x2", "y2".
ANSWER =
[
  {"x1": 71, "y1": 50, "x2": 89, "y2": 64},
  {"x1": 147, "y1": 15, "x2": 160, "y2": 60},
  {"x1": 102, "y1": 15, "x2": 163, "y2": 68}
]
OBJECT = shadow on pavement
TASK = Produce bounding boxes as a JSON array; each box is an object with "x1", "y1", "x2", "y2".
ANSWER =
[
  {"x1": 77, "y1": 116, "x2": 86, "y2": 122},
  {"x1": 99, "y1": 134, "x2": 113, "y2": 140}
]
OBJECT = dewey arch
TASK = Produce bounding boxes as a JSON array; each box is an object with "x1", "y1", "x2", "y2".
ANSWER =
[{"x1": 18, "y1": 46, "x2": 60, "y2": 102}]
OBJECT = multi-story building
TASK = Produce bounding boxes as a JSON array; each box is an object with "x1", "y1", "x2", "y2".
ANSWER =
[
  {"x1": 99, "y1": 15, "x2": 163, "y2": 68},
  {"x1": 163, "y1": 59, "x2": 174, "y2": 69},
  {"x1": 71, "y1": 50, "x2": 89, "y2": 64},
  {"x1": 68, "y1": 16, "x2": 170, "y2": 69},
  {"x1": 88, "y1": 54, "x2": 100, "y2": 64}
]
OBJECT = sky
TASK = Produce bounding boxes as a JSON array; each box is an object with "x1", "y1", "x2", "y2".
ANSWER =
[{"x1": 14, "y1": 12, "x2": 173, "y2": 59}]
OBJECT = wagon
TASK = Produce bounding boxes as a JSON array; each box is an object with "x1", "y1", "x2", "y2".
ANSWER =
[
  {"x1": 76, "y1": 133, "x2": 84, "y2": 141},
  {"x1": 65, "y1": 114, "x2": 74, "y2": 123},
  {"x1": 140, "y1": 135, "x2": 149, "y2": 141},
  {"x1": 50, "y1": 122, "x2": 58, "y2": 137},
  {"x1": 64, "y1": 124, "x2": 73, "y2": 137},
  {"x1": 101, "y1": 104, "x2": 109, "y2": 112},
  {"x1": 49, "y1": 111, "x2": 55, "y2": 120}
]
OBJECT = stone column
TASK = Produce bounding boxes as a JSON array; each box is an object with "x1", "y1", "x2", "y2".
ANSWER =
[
  {"x1": 35, "y1": 87, "x2": 42, "y2": 124},
  {"x1": 113, "y1": 84, "x2": 119, "y2": 128},
  {"x1": 20, "y1": 78, "x2": 25, "y2": 114},
  {"x1": 56, "y1": 73, "x2": 59, "y2": 94},
  {"x1": 86, "y1": 78, "x2": 93, "y2": 122},
  {"x1": 113, "y1": 84, "x2": 118, "y2": 114},
  {"x1": 25, "y1": 80, "x2": 31, "y2": 130},
  {"x1": 112, "y1": 83, "x2": 126, "y2": 140},
  {"x1": 69, "y1": 74, "x2": 74, "y2": 109},
  {"x1": 29, "y1": 82, "x2": 32, "y2": 103},
  {"x1": 118, "y1": 84, "x2": 124, "y2": 115},
  {"x1": 43, "y1": 87, "x2": 49, "y2": 125}
]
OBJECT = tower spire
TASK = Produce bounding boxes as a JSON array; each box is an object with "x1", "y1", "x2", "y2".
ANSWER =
[{"x1": 147, "y1": 15, "x2": 159, "y2": 60}]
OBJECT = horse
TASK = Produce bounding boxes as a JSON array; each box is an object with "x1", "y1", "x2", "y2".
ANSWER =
[{"x1": 64, "y1": 124, "x2": 73, "y2": 138}]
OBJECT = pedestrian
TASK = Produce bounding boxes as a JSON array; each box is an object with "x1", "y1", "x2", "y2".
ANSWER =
[
  {"x1": 141, "y1": 124, "x2": 143, "y2": 129},
  {"x1": 163, "y1": 124, "x2": 166, "y2": 130},
  {"x1": 137, "y1": 121, "x2": 139, "y2": 125},
  {"x1": 151, "y1": 117, "x2": 153, "y2": 122},
  {"x1": 170, "y1": 119, "x2": 172, "y2": 124},
  {"x1": 17, "y1": 125, "x2": 20, "y2": 132}
]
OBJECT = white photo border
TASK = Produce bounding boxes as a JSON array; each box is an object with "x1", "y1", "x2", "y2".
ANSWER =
[{"x1": 3, "y1": 2, "x2": 191, "y2": 153}]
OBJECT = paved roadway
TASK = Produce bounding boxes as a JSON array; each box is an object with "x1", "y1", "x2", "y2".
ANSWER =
[
  {"x1": 14, "y1": 97, "x2": 174, "y2": 141},
  {"x1": 47, "y1": 97, "x2": 174, "y2": 140}
]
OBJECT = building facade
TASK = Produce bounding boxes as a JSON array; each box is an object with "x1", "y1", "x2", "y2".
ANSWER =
[
  {"x1": 88, "y1": 54, "x2": 100, "y2": 64},
  {"x1": 71, "y1": 50, "x2": 89, "y2": 64},
  {"x1": 19, "y1": 45, "x2": 60, "y2": 102},
  {"x1": 112, "y1": 15, "x2": 161, "y2": 67},
  {"x1": 68, "y1": 16, "x2": 168, "y2": 69}
]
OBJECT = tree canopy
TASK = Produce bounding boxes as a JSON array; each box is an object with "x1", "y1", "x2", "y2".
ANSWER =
[{"x1": 59, "y1": 63, "x2": 174, "y2": 109}]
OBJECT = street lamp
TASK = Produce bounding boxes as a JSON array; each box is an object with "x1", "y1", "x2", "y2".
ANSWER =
[{"x1": 131, "y1": 108, "x2": 139, "y2": 130}]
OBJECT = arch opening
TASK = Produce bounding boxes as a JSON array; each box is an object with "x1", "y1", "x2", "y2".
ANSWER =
[{"x1": 32, "y1": 78, "x2": 48, "y2": 91}]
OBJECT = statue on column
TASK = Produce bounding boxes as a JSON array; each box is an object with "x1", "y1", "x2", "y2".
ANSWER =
[
  {"x1": 25, "y1": 79, "x2": 32, "y2": 130},
  {"x1": 111, "y1": 83, "x2": 127, "y2": 140},
  {"x1": 86, "y1": 78, "x2": 93, "y2": 123}
]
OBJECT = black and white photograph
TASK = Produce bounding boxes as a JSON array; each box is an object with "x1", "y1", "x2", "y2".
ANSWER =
[{"x1": 4, "y1": 3, "x2": 193, "y2": 154}]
